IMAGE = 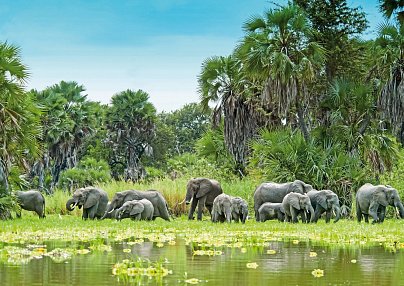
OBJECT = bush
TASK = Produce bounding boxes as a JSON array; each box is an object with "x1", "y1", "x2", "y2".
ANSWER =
[
  {"x1": 249, "y1": 129, "x2": 371, "y2": 205},
  {"x1": 59, "y1": 157, "x2": 111, "y2": 192}
]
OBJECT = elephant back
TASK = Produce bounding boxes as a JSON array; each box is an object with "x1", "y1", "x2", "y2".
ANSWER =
[{"x1": 205, "y1": 180, "x2": 223, "y2": 204}]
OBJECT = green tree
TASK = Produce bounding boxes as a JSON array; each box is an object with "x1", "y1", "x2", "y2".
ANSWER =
[
  {"x1": 295, "y1": 0, "x2": 368, "y2": 80},
  {"x1": 159, "y1": 103, "x2": 211, "y2": 155},
  {"x1": 373, "y1": 22, "x2": 404, "y2": 144},
  {"x1": 380, "y1": 0, "x2": 404, "y2": 24},
  {"x1": 239, "y1": 4, "x2": 326, "y2": 141},
  {"x1": 30, "y1": 81, "x2": 96, "y2": 192},
  {"x1": 198, "y1": 55, "x2": 260, "y2": 174},
  {"x1": 105, "y1": 89, "x2": 156, "y2": 181},
  {"x1": 0, "y1": 42, "x2": 41, "y2": 194}
]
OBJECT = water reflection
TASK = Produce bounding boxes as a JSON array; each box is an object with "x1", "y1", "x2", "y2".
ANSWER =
[{"x1": 0, "y1": 239, "x2": 402, "y2": 286}]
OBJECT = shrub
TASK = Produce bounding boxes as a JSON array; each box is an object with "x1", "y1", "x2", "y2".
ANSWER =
[{"x1": 59, "y1": 157, "x2": 111, "y2": 192}]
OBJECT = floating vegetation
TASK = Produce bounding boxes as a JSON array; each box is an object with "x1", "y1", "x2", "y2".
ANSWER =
[
  {"x1": 193, "y1": 249, "x2": 222, "y2": 256},
  {"x1": 112, "y1": 257, "x2": 172, "y2": 283},
  {"x1": 309, "y1": 251, "x2": 317, "y2": 257},
  {"x1": 351, "y1": 259, "x2": 357, "y2": 263},
  {"x1": 246, "y1": 262, "x2": 259, "y2": 269},
  {"x1": 185, "y1": 278, "x2": 202, "y2": 284},
  {"x1": 267, "y1": 249, "x2": 276, "y2": 254},
  {"x1": 311, "y1": 269, "x2": 324, "y2": 278},
  {"x1": 44, "y1": 248, "x2": 74, "y2": 263}
]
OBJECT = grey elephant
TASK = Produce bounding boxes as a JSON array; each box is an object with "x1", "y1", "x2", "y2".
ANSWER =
[
  {"x1": 254, "y1": 180, "x2": 313, "y2": 221},
  {"x1": 258, "y1": 202, "x2": 285, "y2": 222},
  {"x1": 102, "y1": 203, "x2": 118, "y2": 219},
  {"x1": 184, "y1": 178, "x2": 223, "y2": 221},
  {"x1": 115, "y1": 199, "x2": 154, "y2": 221},
  {"x1": 102, "y1": 190, "x2": 170, "y2": 221},
  {"x1": 66, "y1": 187, "x2": 108, "y2": 220},
  {"x1": 230, "y1": 196, "x2": 248, "y2": 224},
  {"x1": 16, "y1": 190, "x2": 45, "y2": 218},
  {"x1": 282, "y1": 192, "x2": 315, "y2": 223},
  {"x1": 356, "y1": 183, "x2": 404, "y2": 223},
  {"x1": 307, "y1": 190, "x2": 341, "y2": 223},
  {"x1": 212, "y1": 194, "x2": 232, "y2": 223}
]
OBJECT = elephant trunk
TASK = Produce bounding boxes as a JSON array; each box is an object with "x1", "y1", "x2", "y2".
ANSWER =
[
  {"x1": 333, "y1": 205, "x2": 341, "y2": 223},
  {"x1": 394, "y1": 200, "x2": 404, "y2": 219},
  {"x1": 308, "y1": 205, "x2": 315, "y2": 223},
  {"x1": 185, "y1": 189, "x2": 192, "y2": 205},
  {"x1": 101, "y1": 203, "x2": 114, "y2": 220},
  {"x1": 225, "y1": 208, "x2": 232, "y2": 223},
  {"x1": 66, "y1": 198, "x2": 77, "y2": 211}
]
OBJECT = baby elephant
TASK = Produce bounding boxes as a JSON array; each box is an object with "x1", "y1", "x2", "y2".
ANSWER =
[
  {"x1": 282, "y1": 193, "x2": 315, "y2": 223},
  {"x1": 115, "y1": 199, "x2": 154, "y2": 221},
  {"x1": 258, "y1": 202, "x2": 285, "y2": 222},
  {"x1": 16, "y1": 190, "x2": 46, "y2": 218},
  {"x1": 230, "y1": 197, "x2": 249, "y2": 224},
  {"x1": 212, "y1": 194, "x2": 232, "y2": 223}
]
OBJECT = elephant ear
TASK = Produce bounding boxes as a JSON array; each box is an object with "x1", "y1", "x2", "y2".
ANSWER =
[
  {"x1": 84, "y1": 190, "x2": 98, "y2": 209},
  {"x1": 290, "y1": 180, "x2": 305, "y2": 194},
  {"x1": 130, "y1": 203, "x2": 144, "y2": 216},
  {"x1": 290, "y1": 195, "x2": 301, "y2": 210},
  {"x1": 196, "y1": 178, "x2": 212, "y2": 199},
  {"x1": 373, "y1": 187, "x2": 389, "y2": 207},
  {"x1": 317, "y1": 194, "x2": 328, "y2": 210}
]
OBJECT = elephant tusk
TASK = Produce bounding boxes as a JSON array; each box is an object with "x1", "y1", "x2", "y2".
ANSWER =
[
  {"x1": 177, "y1": 198, "x2": 186, "y2": 205},
  {"x1": 71, "y1": 202, "x2": 78, "y2": 209},
  {"x1": 396, "y1": 207, "x2": 400, "y2": 217},
  {"x1": 107, "y1": 209, "x2": 115, "y2": 214}
]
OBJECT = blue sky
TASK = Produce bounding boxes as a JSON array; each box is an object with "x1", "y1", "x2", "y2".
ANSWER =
[{"x1": 0, "y1": 0, "x2": 383, "y2": 112}]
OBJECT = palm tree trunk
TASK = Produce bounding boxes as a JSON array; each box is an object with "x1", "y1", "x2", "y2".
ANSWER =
[{"x1": 295, "y1": 81, "x2": 310, "y2": 142}]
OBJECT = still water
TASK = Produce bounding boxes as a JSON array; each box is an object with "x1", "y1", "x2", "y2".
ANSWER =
[{"x1": 0, "y1": 239, "x2": 402, "y2": 286}]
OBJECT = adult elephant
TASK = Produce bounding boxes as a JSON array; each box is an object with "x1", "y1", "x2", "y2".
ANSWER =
[
  {"x1": 184, "y1": 178, "x2": 223, "y2": 221},
  {"x1": 16, "y1": 190, "x2": 45, "y2": 218},
  {"x1": 253, "y1": 180, "x2": 313, "y2": 221},
  {"x1": 282, "y1": 193, "x2": 315, "y2": 223},
  {"x1": 211, "y1": 194, "x2": 232, "y2": 223},
  {"x1": 307, "y1": 190, "x2": 341, "y2": 223},
  {"x1": 356, "y1": 183, "x2": 404, "y2": 223},
  {"x1": 115, "y1": 199, "x2": 154, "y2": 221},
  {"x1": 66, "y1": 187, "x2": 108, "y2": 220},
  {"x1": 258, "y1": 202, "x2": 285, "y2": 222},
  {"x1": 102, "y1": 190, "x2": 170, "y2": 221}
]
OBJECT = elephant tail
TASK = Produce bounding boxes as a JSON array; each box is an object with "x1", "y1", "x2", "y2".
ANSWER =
[{"x1": 41, "y1": 193, "x2": 46, "y2": 218}]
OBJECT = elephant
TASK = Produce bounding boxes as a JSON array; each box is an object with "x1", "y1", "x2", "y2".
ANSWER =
[
  {"x1": 282, "y1": 192, "x2": 315, "y2": 223},
  {"x1": 258, "y1": 202, "x2": 285, "y2": 222},
  {"x1": 102, "y1": 190, "x2": 170, "y2": 221},
  {"x1": 115, "y1": 199, "x2": 154, "y2": 221},
  {"x1": 66, "y1": 187, "x2": 108, "y2": 220},
  {"x1": 356, "y1": 183, "x2": 404, "y2": 223},
  {"x1": 184, "y1": 178, "x2": 223, "y2": 221},
  {"x1": 253, "y1": 180, "x2": 313, "y2": 221},
  {"x1": 102, "y1": 203, "x2": 118, "y2": 219},
  {"x1": 307, "y1": 190, "x2": 341, "y2": 223},
  {"x1": 16, "y1": 190, "x2": 45, "y2": 218},
  {"x1": 211, "y1": 194, "x2": 232, "y2": 223},
  {"x1": 230, "y1": 196, "x2": 249, "y2": 224}
]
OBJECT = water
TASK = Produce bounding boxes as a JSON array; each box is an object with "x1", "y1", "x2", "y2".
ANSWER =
[{"x1": 0, "y1": 239, "x2": 403, "y2": 285}]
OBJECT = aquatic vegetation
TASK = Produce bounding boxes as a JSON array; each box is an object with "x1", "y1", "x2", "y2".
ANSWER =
[
  {"x1": 246, "y1": 262, "x2": 259, "y2": 269},
  {"x1": 267, "y1": 249, "x2": 276, "y2": 254},
  {"x1": 351, "y1": 259, "x2": 357, "y2": 263},
  {"x1": 193, "y1": 249, "x2": 222, "y2": 256},
  {"x1": 185, "y1": 278, "x2": 201, "y2": 284},
  {"x1": 44, "y1": 248, "x2": 74, "y2": 263},
  {"x1": 112, "y1": 257, "x2": 172, "y2": 283},
  {"x1": 309, "y1": 251, "x2": 317, "y2": 257},
  {"x1": 311, "y1": 269, "x2": 324, "y2": 278}
]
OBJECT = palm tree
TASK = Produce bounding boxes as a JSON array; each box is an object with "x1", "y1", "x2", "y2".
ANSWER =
[
  {"x1": 198, "y1": 55, "x2": 259, "y2": 174},
  {"x1": 380, "y1": 0, "x2": 404, "y2": 24},
  {"x1": 105, "y1": 89, "x2": 156, "y2": 181},
  {"x1": 0, "y1": 42, "x2": 41, "y2": 194},
  {"x1": 373, "y1": 22, "x2": 404, "y2": 144},
  {"x1": 239, "y1": 4, "x2": 326, "y2": 141}
]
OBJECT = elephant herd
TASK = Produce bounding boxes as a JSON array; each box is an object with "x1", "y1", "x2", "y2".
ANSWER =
[{"x1": 14, "y1": 177, "x2": 404, "y2": 224}]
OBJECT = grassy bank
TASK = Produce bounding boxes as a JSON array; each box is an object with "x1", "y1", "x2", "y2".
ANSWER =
[
  {"x1": 43, "y1": 177, "x2": 259, "y2": 217},
  {"x1": 0, "y1": 216, "x2": 403, "y2": 252}
]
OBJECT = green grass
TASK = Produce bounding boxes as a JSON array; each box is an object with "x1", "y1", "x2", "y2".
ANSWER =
[{"x1": 1, "y1": 215, "x2": 403, "y2": 252}]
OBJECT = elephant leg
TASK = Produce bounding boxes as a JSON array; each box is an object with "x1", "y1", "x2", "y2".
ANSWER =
[
  {"x1": 197, "y1": 196, "x2": 207, "y2": 221},
  {"x1": 285, "y1": 215, "x2": 291, "y2": 222},
  {"x1": 211, "y1": 209, "x2": 218, "y2": 222},
  {"x1": 133, "y1": 213, "x2": 141, "y2": 221},
  {"x1": 233, "y1": 213, "x2": 240, "y2": 223},
  {"x1": 356, "y1": 203, "x2": 362, "y2": 223},
  {"x1": 254, "y1": 203, "x2": 260, "y2": 222},
  {"x1": 364, "y1": 214, "x2": 369, "y2": 223},
  {"x1": 313, "y1": 207, "x2": 322, "y2": 223},
  {"x1": 87, "y1": 205, "x2": 98, "y2": 220},
  {"x1": 369, "y1": 201, "x2": 380, "y2": 224},
  {"x1": 82, "y1": 209, "x2": 89, "y2": 220},
  {"x1": 325, "y1": 210, "x2": 332, "y2": 223},
  {"x1": 188, "y1": 198, "x2": 198, "y2": 220},
  {"x1": 378, "y1": 206, "x2": 386, "y2": 223},
  {"x1": 290, "y1": 207, "x2": 298, "y2": 223}
]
